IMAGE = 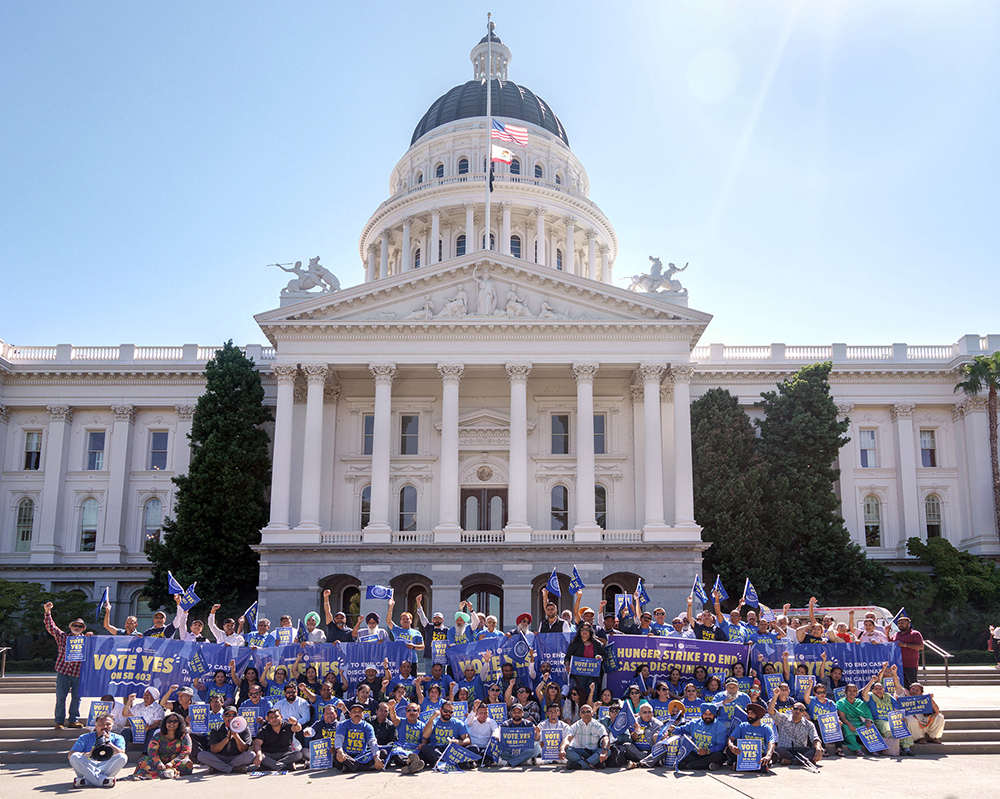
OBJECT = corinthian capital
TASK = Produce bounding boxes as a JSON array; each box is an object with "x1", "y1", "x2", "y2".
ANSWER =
[
  {"x1": 572, "y1": 363, "x2": 599, "y2": 384},
  {"x1": 438, "y1": 363, "x2": 465, "y2": 384},
  {"x1": 47, "y1": 405, "x2": 73, "y2": 422},
  {"x1": 670, "y1": 364, "x2": 695, "y2": 383},
  {"x1": 112, "y1": 405, "x2": 136, "y2": 423},
  {"x1": 302, "y1": 364, "x2": 330, "y2": 383},
  {"x1": 636, "y1": 364, "x2": 666, "y2": 385},
  {"x1": 272, "y1": 364, "x2": 298, "y2": 383},
  {"x1": 369, "y1": 363, "x2": 397, "y2": 385},
  {"x1": 890, "y1": 403, "x2": 915, "y2": 422},
  {"x1": 505, "y1": 363, "x2": 532, "y2": 383}
]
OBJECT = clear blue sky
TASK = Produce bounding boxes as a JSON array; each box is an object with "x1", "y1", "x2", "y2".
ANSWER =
[{"x1": 3, "y1": 1, "x2": 998, "y2": 349}]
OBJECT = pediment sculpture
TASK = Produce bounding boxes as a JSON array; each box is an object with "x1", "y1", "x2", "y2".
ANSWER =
[
  {"x1": 628, "y1": 256, "x2": 688, "y2": 295},
  {"x1": 274, "y1": 256, "x2": 341, "y2": 297}
]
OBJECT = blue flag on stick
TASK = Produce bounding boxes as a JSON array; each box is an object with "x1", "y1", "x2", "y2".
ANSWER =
[
  {"x1": 167, "y1": 572, "x2": 184, "y2": 595},
  {"x1": 674, "y1": 734, "x2": 697, "y2": 772},
  {"x1": 636, "y1": 578, "x2": 651, "y2": 607},
  {"x1": 608, "y1": 695, "x2": 636, "y2": 737},
  {"x1": 712, "y1": 576, "x2": 729, "y2": 603},
  {"x1": 892, "y1": 607, "x2": 908, "y2": 625},
  {"x1": 95, "y1": 587, "x2": 109, "y2": 623},
  {"x1": 545, "y1": 568, "x2": 561, "y2": 597},
  {"x1": 567, "y1": 566, "x2": 586, "y2": 594},
  {"x1": 296, "y1": 619, "x2": 308, "y2": 643},
  {"x1": 243, "y1": 601, "x2": 258, "y2": 631},
  {"x1": 365, "y1": 585, "x2": 393, "y2": 601},
  {"x1": 179, "y1": 583, "x2": 200, "y2": 612},
  {"x1": 742, "y1": 578, "x2": 759, "y2": 606},
  {"x1": 691, "y1": 575, "x2": 708, "y2": 605}
]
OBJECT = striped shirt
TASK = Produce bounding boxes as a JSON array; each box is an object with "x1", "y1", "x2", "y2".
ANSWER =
[{"x1": 44, "y1": 609, "x2": 81, "y2": 677}]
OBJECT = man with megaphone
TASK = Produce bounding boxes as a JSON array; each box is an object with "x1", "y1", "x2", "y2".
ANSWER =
[
  {"x1": 68, "y1": 713, "x2": 127, "y2": 788},
  {"x1": 197, "y1": 705, "x2": 255, "y2": 774}
]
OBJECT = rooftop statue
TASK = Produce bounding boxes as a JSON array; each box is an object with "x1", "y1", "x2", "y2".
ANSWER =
[
  {"x1": 274, "y1": 256, "x2": 341, "y2": 296},
  {"x1": 628, "y1": 257, "x2": 688, "y2": 295}
]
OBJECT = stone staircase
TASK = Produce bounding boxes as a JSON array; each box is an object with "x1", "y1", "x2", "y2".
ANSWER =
[
  {"x1": 0, "y1": 674, "x2": 56, "y2": 693},
  {"x1": 920, "y1": 665, "x2": 1000, "y2": 686}
]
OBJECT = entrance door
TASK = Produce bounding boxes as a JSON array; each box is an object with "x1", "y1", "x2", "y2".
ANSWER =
[{"x1": 461, "y1": 488, "x2": 507, "y2": 531}]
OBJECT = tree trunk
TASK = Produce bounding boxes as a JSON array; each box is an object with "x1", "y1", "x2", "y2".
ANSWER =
[{"x1": 990, "y1": 385, "x2": 1000, "y2": 545}]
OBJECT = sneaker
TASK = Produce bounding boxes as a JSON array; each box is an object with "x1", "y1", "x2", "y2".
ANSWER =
[
  {"x1": 902, "y1": 748, "x2": 914, "y2": 757},
  {"x1": 233, "y1": 766, "x2": 247, "y2": 773},
  {"x1": 530, "y1": 757, "x2": 538, "y2": 766},
  {"x1": 73, "y1": 777, "x2": 87, "y2": 788},
  {"x1": 409, "y1": 758, "x2": 425, "y2": 774},
  {"x1": 102, "y1": 778, "x2": 116, "y2": 788}
]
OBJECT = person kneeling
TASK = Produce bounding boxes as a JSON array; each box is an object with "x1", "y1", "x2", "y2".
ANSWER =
[{"x1": 68, "y1": 713, "x2": 128, "y2": 788}]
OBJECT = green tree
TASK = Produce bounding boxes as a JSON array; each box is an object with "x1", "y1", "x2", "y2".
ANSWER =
[
  {"x1": 756, "y1": 362, "x2": 884, "y2": 603},
  {"x1": 0, "y1": 578, "x2": 98, "y2": 657},
  {"x1": 691, "y1": 388, "x2": 780, "y2": 598},
  {"x1": 954, "y1": 352, "x2": 1000, "y2": 543},
  {"x1": 144, "y1": 342, "x2": 273, "y2": 616}
]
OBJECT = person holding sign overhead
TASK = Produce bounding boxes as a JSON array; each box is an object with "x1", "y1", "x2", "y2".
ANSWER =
[{"x1": 43, "y1": 601, "x2": 88, "y2": 730}]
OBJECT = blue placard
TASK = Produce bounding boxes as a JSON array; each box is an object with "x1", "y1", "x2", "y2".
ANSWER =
[
  {"x1": 87, "y1": 700, "x2": 113, "y2": 727},
  {"x1": 815, "y1": 711, "x2": 843, "y2": 743},
  {"x1": 240, "y1": 708, "x2": 259, "y2": 737},
  {"x1": 615, "y1": 594, "x2": 633, "y2": 615},
  {"x1": 736, "y1": 737, "x2": 762, "y2": 770},
  {"x1": 762, "y1": 673, "x2": 783, "y2": 699},
  {"x1": 208, "y1": 711, "x2": 224, "y2": 731},
  {"x1": 793, "y1": 674, "x2": 815, "y2": 698},
  {"x1": 188, "y1": 704, "x2": 209, "y2": 735},
  {"x1": 188, "y1": 650, "x2": 209, "y2": 680},
  {"x1": 597, "y1": 706, "x2": 610, "y2": 721},
  {"x1": 275, "y1": 627, "x2": 294, "y2": 646},
  {"x1": 487, "y1": 703, "x2": 507, "y2": 723},
  {"x1": 834, "y1": 686, "x2": 848, "y2": 702},
  {"x1": 569, "y1": 656, "x2": 602, "y2": 677},
  {"x1": 888, "y1": 710, "x2": 909, "y2": 739},
  {"x1": 897, "y1": 694, "x2": 934, "y2": 716},
  {"x1": 438, "y1": 741, "x2": 479, "y2": 768},
  {"x1": 500, "y1": 726, "x2": 533, "y2": 754},
  {"x1": 857, "y1": 724, "x2": 887, "y2": 752},
  {"x1": 541, "y1": 729, "x2": 563, "y2": 760},
  {"x1": 357, "y1": 633, "x2": 379, "y2": 644},
  {"x1": 310, "y1": 737, "x2": 332, "y2": 769},
  {"x1": 128, "y1": 716, "x2": 146, "y2": 745},
  {"x1": 660, "y1": 735, "x2": 681, "y2": 768},
  {"x1": 179, "y1": 587, "x2": 201, "y2": 612},
  {"x1": 65, "y1": 635, "x2": 86, "y2": 662},
  {"x1": 451, "y1": 701, "x2": 468, "y2": 718}
]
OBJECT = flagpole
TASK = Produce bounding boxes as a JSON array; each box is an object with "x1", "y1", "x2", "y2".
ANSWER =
[{"x1": 485, "y1": 12, "x2": 492, "y2": 252}]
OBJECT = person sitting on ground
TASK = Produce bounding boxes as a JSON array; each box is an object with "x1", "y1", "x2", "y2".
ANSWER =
[
  {"x1": 903, "y1": 682, "x2": 945, "y2": 744},
  {"x1": 772, "y1": 701, "x2": 822, "y2": 766},
  {"x1": 713, "y1": 677, "x2": 751, "y2": 726},
  {"x1": 101, "y1": 603, "x2": 141, "y2": 637},
  {"x1": 197, "y1": 705, "x2": 254, "y2": 774},
  {"x1": 538, "y1": 702, "x2": 571, "y2": 765},
  {"x1": 388, "y1": 701, "x2": 426, "y2": 770},
  {"x1": 369, "y1": 701, "x2": 397, "y2": 763},
  {"x1": 622, "y1": 702, "x2": 664, "y2": 769},
  {"x1": 132, "y1": 712, "x2": 194, "y2": 780},
  {"x1": 252, "y1": 707, "x2": 304, "y2": 771},
  {"x1": 122, "y1": 687, "x2": 166, "y2": 735},
  {"x1": 68, "y1": 712, "x2": 128, "y2": 788},
  {"x1": 836, "y1": 680, "x2": 879, "y2": 756},
  {"x1": 802, "y1": 680, "x2": 844, "y2": 756},
  {"x1": 862, "y1": 664, "x2": 913, "y2": 756},
  {"x1": 564, "y1": 703, "x2": 609, "y2": 769},
  {"x1": 418, "y1": 702, "x2": 473, "y2": 770},
  {"x1": 496, "y1": 702, "x2": 542, "y2": 767},
  {"x1": 465, "y1": 699, "x2": 501, "y2": 763},
  {"x1": 271, "y1": 680, "x2": 312, "y2": 726},
  {"x1": 727, "y1": 702, "x2": 775, "y2": 772},
  {"x1": 238, "y1": 684, "x2": 271, "y2": 728},
  {"x1": 645, "y1": 702, "x2": 728, "y2": 770}
]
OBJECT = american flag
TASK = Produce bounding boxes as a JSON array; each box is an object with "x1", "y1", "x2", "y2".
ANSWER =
[{"x1": 491, "y1": 119, "x2": 528, "y2": 146}]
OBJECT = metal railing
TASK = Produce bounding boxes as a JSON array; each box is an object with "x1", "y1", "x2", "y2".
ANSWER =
[
  {"x1": 920, "y1": 639, "x2": 953, "y2": 687},
  {"x1": 0, "y1": 647, "x2": 9, "y2": 678}
]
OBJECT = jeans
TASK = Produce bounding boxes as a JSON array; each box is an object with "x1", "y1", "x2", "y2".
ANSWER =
[
  {"x1": 55, "y1": 672, "x2": 81, "y2": 725},
  {"x1": 566, "y1": 746, "x2": 603, "y2": 768},
  {"x1": 499, "y1": 743, "x2": 542, "y2": 766}
]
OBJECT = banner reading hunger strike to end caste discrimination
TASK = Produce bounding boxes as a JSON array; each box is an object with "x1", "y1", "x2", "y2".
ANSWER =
[{"x1": 605, "y1": 636, "x2": 750, "y2": 695}]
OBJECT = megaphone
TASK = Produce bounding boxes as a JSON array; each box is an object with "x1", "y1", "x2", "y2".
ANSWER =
[{"x1": 229, "y1": 716, "x2": 247, "y2": 733}]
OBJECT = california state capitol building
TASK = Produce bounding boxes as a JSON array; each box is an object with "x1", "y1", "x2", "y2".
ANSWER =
[{"x1": 1, "y1": 29, "x2": 997, "y2": 630}]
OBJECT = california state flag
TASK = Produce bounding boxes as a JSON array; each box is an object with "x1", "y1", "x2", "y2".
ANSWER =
[{"x1": 491, "y1": 143, "x2": 513, "y2": 164}]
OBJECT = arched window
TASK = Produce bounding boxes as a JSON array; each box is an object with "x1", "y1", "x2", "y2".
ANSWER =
[
  {"x1": 435, "y1": 163, "x2": 444, "y2": 178},
  {"x1": 555, "y1": 173, "x2": 562, "y2": 185},
  {"x1": 342, "y1": 586, "x2": 361, "y2": 626},
  {"x1": 489, "y1": 495, "x2": 504, "y2": 530},
  {"x1": 15, "y1": 498, "x2": 34, "y2": 552},
  {"x1": 510, "y1": 235, "x2": 521, "y2": 259},
  {"x1": 414, "y1": 247, "x2": 421, "y2": 269},
  {"x1": 456, "y1": 234, "x2": 466, "y2": 257},
  {"x1": 550, "y1": 485, "x2": 569, "y2": 531},
  {"x1": 556, "y1": 249, "x2": 563, "y2": 271},
  {"x1": 595, "y1": 485, "x2": 607, "y2": 530},
  {"x1": 143, "y1": 498, "x2": 163, "y2": 553},
  {"x1": 416, "y1": 171, "x2": 423, "y2": 184},
  {"x1": 603, "y1": 582, "x2": 625, "y2": 609},
  {"x1": 462, "y1": 583, "x2": 502, "y2": 620},
  {"x1": 458, "y1": 158, "x2": 469, "y2": 175},
  {"x1": 80, "y1": 498, "x2": 98, "y2": 552},
  {"x1": 360, "y1": 486, "x2": 371, "y2": 530},
  {"x1": 438, "y1": 239, "x2": 443, "y2": 261},
  {"x1": 925, "y1": 494, "x2": 942, "y2": 538},
  {"x1": 863, "y1": 495, "x2": 881, "y2": 547},
  {"x1": 534, "y1": 164, "x2": 543, "y2": 179},
  {"x1": 464, "y1": 495, "x2": 480, "y2": 532},
  {"x1": 399, "y1": 485, "x2": 417, "y2": 532},
  {"x1": 510, "y1": 158, "x2": 520, "y2": 175},
  {"x1": 482, "y1": 233, "x2": 495, "y2": 251}
]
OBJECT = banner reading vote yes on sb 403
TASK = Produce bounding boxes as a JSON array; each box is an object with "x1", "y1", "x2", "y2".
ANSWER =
[
  {"x1": 605, "y1": 636, "x2": 750, "y2": 696},
  {"x1": 79, "y1": 635, "x2": 409, "y2": 698}
]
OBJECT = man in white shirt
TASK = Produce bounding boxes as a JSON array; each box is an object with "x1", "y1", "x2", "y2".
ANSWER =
[
  {"x1": 271, "y1": 682, "x2": 312, "y2": 726},
  {"x1": 465, "y1": 700, "x2": 500, "y2": 759},
  {"x1": 208, "y1": 604, "x2": 245, "y2": 647},
  {"x1": 122, "y1": 686, "x2": 165, "y2": 745},
  {"x1": 564, "y1": 705, "x2": 609, "y2": 769}
]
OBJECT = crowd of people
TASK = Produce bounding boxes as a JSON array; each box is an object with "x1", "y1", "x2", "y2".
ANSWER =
[{"x1": 45, "y1": 586, "x2": 944, "y2": 786}]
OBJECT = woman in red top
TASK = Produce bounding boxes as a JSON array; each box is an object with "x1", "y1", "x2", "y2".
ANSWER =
[{"x1": 563, "y1": 621, "x2": 606, "y2": 702}]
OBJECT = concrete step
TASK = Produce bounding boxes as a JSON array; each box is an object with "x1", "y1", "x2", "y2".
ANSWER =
[
  {"x1": 0, "y1": 727, "x2": 80, "y2": 739},
  {"x1": 1, "y1": 749, "x2": 77, "y2": 765},
  {"x1": 939, "y1": 708, "x2": 1000, "y2": 719},
  {"x1": 942, "y1": 729, "x2": 1000, "y2": 742},
  {"x1": 915, "y1": 741, "x2": 1000, "y2": 755},
  {"x1": 948, "y1": 718, "x2": 1000, "y2": 730}
]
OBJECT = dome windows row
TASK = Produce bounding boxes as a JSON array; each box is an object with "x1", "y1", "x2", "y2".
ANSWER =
[{"x1": 411, "y1": 157, "x2": 563, "y2": 187}]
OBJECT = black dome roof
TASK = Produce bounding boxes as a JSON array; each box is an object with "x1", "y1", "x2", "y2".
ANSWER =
[{"x1": 410, "y1": 78, "x2": 569, "y2": 147}]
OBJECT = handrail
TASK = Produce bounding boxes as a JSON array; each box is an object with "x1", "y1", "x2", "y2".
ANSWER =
[
  {"x1": 920, "y1": 639, "x2": 953, "y2": 687},
  {"x1": 0, "y1": 646, "x2": 10, "y2": 679}
]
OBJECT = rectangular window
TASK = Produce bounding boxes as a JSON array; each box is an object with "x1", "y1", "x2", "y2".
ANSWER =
[
  {"x1": 86, "y1": 431, "x2": 106, "y2": 471},
  {"x1": 551, "y1": 414, "x2": 570, "y2": 455},
  {"x1": 595, "y1": 485, "x2": 607, "y2": 530},
  {"x1": 149, "y1": 431, "x2": 169, "y2": 471},
  {"x1": 920, "y1": 429, "x2": 937, "y2": 468},
  {"x1": 594, "y1": 414, "x2": 606, "y2": 455},
  {"x1": 15, "y1": 500, "x2": 34, "y2": 552},
  {"x1": 859, "y1": 429, "x2": 877, "y2": 468},
  {"x1": 362, "y1": 413, "x2": 375, "y2": 455},
  {"x1": 23, "y1": 432, "x2": 42, "y2": 470},
  {"x1": 400, "y1": 415, "x2": 419, "y2": 455},
  {"x1": 80, "y1": 500, "x2": 98, "y2": 552}
]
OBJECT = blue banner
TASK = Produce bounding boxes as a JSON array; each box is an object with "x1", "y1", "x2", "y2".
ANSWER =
[
  {"x1": 815, "y1": 711, "x2": 842, "y2": 743},
  {"x1": 569, "y1": 656, "x2": 602, "y2": 677},
  {"x1": 452, "y1": 701, "x2": 468, "y2": 718},
  {"x1": 751, "y1": 641, "x2": 903, "y2": 692},
  {"x1": 95, "y1": 587, "x2": 110, "y2": 624},
  {"x1": 445, "y1": 633, "x2": 570, "y2": 690},
  {"x1": 128, "y1": 717, "x2": 147, "y2": 744},
  {"x1": 310, "y1": 737, "x2": 332, "y2": 769},
  {"x1": 568, "y1": 567, "x2": 586, "y2": 594},
  {"x1": 65, "y1": 635, "x2": 86, "y2": 662},
  {"x1": 897, "y1": 694, "x2": 934, "y2": 716},
  {"x1": 857, "y1": 724, "x2": 887, "y2": 752},
  {"x1": 605, "y1": 636, "x2": 750, "y2": 696},
  {"x1": 761, "y1": 673, "x2": 782, "y2": 701},
  {"x1": 482, "y1": 735, "x2": 501, "y2": 765},
  {"x1": 240, "y1": 707, "x2": 259, "y2": 737},
  {"x1": 736, "y1": 737, "x2": 762, "y2": 770},
  {"x1": 500, "y1": 727, "x2": 534, "y2": 754},
  {"x1": 439, "y1": 741, "x2": 479, "y2": 766},
  {"x1": 432, "y1": 640, "x2": 448, "y2": 664},
  {"x1": 691, "y1": 575, "x2": 708, "y2": 605},
  {"x1": 793, "y1": 674, "x2": 815, "y2": 698}
]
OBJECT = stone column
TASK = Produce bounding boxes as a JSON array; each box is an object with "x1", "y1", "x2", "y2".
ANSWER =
[
  {"x1": 637, "y1": 366, "x2": 669, "y2": 536},
  {"x1": 0, "y1": 406, "x2": 9, "y2": 477},
  {"x1": 297, "y1": 364, "x2": 329, "y2": 531},
  {"x1": 464, "y1": 203, "x2": 475, "y2": 253},
  {"x1": 430, "y1": 210, "x2": 440, "y2": 265},
  {"x1": 366, "y1": 245, "x2": 377, "y2": 282},
  {"x1": 379, "y1": 230, "x2": 389, "y2": 279},
  {"x1": 98, "y1": 405, "x2": 135, "y2": 562},
  {"x1": 32, "y1": 405, "x2": 73, "y2": 562},
  {"x1": 443, "y1": 224, "x2": 452, "y2": 261},
  {"x1": 365, "y1": 363, "x2": 396, "y2": 540},
  {"x1": 267, "y1": 365, "x2": 298, "y2": 530},
  {"x1": 401, "y1": 218, "x2": 412, "y2": 272},
  {"x1": 671, "y1": 364, "x2": 698, "y2": 529},
  {"x1": 535, "y1": 208, "x2": 546, "y2": 265},
  {"x1": 587, "y1": 230, "x2": 597, "y2": 281},
  {"x1": 630, "y1": 386, "x2": 645, "y2": 528},
  {"x1": 505, "y1": 364, "x2": 532, "y2": 539},
  {"x1": 565, "y1": 217, "x2": 576, "y2": 276},
  {"x1": 956, "y1": 399, "x2": 996, "y2": 546},
  {"x1": 501, "y1": 202, "x2": 512, "y2": 255},
  {"x1": 435, "y1": 364, "x2": 464, "y2": 539},
  {"x1": 573, "y1": 364, "x2": 601, "y2": 540},
  {"x1": 890, "y1": 403, "x2": 920, "y2": 549},
  {"x1": 600, "y1": 245, "x2": 611, "y2": 284},
  {"x1": 836, "y1": 404, "x2": 860, "y2": 545},
  {"x1": 660, "y1": 383, "x2": 675, "y2": 524},
  {"x1": 173, "y1": 405, "x2": 195, "y2": 477}
]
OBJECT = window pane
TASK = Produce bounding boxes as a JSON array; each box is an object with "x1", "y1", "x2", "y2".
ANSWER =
[
  {"x1": 363, "y1": 414, "x2": 375, "y2": 455},
  {"x1": 16, "y1": 499, "x2": 34, "y2": 552},
  {"x1": 489, "y1": 495, "x2": 504, "y2": 530},
  {"x1": 435, "y1": 163, "x2": 444, "y2": 178},
  {"x1": 594, "y1": 414, "x2": 606, "y2": 455},
  {"x1": 456, "y1": 235, "x2": 466, "y2": 257},
  {"x1": 534, "y1": 164, "x2": 542, "y2": 179},
  {"x1": 400, "y1": 415, "x2": 419, "y2": 454},
  {"x1": 551, "y1": 485, "x2": 569, "y2": 531},
  {"x1": 510, "y1": 235, "x2": 521, "y2": 259},
  {"x1": 144, "y1": 499, "x2": 162, "y2": 553},
  {"x1": 551, "y1": 414, "x2": 570, "y2": 455},
  {"x1": 920, "y1": 430, "x2": 937, "y2": 467},
  {"x1": 465, "y1": 496, "x2": 479, "y2": 531},
  {"x1": 24, "y1": 432, "x2": 42, "y2": 470},
  {"x1": 87, "y1": 431, "x2": 106, "y2": 470},
  {"x1": 399, "y1": 485, "x2": 417, "y2": 531},
  {"x1": 150, "y1": 432, "x2": 168, "y2": 470},
  {"x1": 510, "y1": 159, "x2": 520, "y2": 175},
  {"x1": 360, "y1": 486, "x2": 371, "y2": 529},
  {"x1": 81, "y1": 498, "x2": 98, "y2": 551},
  {"x1": 458, "y1": 158, "x2": 469, "y2": 175},
  {"x1": 595, "y1": 485, "x2": 607, "y2": 530}
]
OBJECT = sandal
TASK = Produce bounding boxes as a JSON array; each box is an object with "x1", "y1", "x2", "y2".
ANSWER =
[{"x1": 835, "y1": 747, "x2": 844, "y2": 757}]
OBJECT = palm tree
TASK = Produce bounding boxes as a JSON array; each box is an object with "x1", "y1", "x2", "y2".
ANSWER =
[{"x1": 955, "y1": 352, "x2": 1000, "y2": 543}]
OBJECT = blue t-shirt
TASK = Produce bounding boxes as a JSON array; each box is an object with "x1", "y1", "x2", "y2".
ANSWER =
[
  {"x1": 455, "y1": 675, "x2": 484, "y2": 702},
  {"x1": 808, "y1": 697, "x2": 839, "y2": 721},
  {"x1": 396, "y1": 720, "x2": 424, "y2": 750},
  {"x1": 390, "y1": 625, "x2": 423, "y2": 660},
  {"x1": 200, "y1": 680, "x2": 236, "y2": 704},
  {"x1": 476, "y1": 628, "x2": 505, "y2": 642},
  {"x1": 720, "y1": 618, "x2": 750, "y2": 644},
  {"x1": 650, "y1": 622, "x2": 669, "y2": 636},
  {"x1": 387, "y1": 675, "x2": 417, "y2": 700},
  {"x1": 265, "y1": 679, "x2": 296, "y2": 701},
  {"x1": 712, "y1": 690, "x2": 750, "y2": 722},
  {"x1": 732, "y1": 721, "x2": 775, "y2": 747},
  {"x1": 334, "y1": 719, "x2": 376, "y2": 761},
  {"x1": 446, "y1": 625, "x2": 476, "y2": 647},
  {"x1": 428, "y1": 717, "x2": 469, "y2": 748},
  {"x1": 748, "y1": 630, "x2": 780, "y2": 645},
  {"x1": 239, "y1": 697, "x2": 272, "y2": 721},
  {"x1": 70, "y1": 731, "x2": 127, "y2": 753},
  {"x1": 425, "y1": 675, "x2": 454, "y2": 698},
  {"x1": 647, "y1": 698, "x2": 673, "y2": 719},
  {"x1": 675, "y1": 718, "x2": 729, "y2": 753},
  {"x1": 245, "y1": 631, "x2": 276, "y2": 648}
]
